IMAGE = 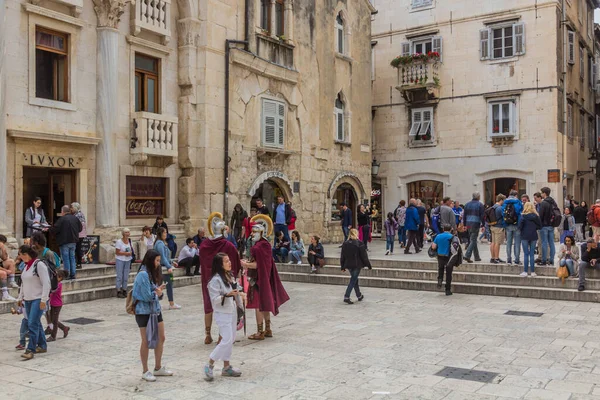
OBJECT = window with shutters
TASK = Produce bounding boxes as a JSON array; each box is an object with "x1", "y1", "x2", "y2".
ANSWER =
[
  {"x1": 400, "y1": 36, "x2": 443, "y2": 61},
  {"x1": 334, "y1": 93, "x2": 346, "y2": 142},
  {"x1": 409, "y1": 107, "x2": 434, "y2": 145},
  {"x1": 335, "y1": 13, "x2": 344, "y2": 54},
  {"x1": 567, "y1": 103, "x2": 574, "y2": 140},
  {"x1": 488, "y1": 99, "x2": 517, "y2": 139},
  {"x1": 580, "y1": 47, "x2": 585, "y2": 79},
  {"x1": 580, "y1": 112, "x2": 585, "y2": 148},
  {"x1": 589, "y1": 118, "x2": 595, "y2": 152},
  {"x1": 480, "y1": 22, "x2": 525, "y2": 61},
  {"x1": 589, "y1": 56, "x2": 595, "y2": 87},
  {"x1": 411, "y1": 0, "x2": 434, "y2": 10},
  {"x1": 35, "y1": 27, "x2": 69, "y2": 103},
  {"x1": 261, "y1": 98, "x2": 286, "y2": 148},
  {"x1": 568, "y1": 30, "x2": 575, "y2": 65}
]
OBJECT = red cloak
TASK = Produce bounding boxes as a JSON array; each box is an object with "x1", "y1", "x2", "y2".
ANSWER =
[
  {"x1": 246, "y1": 238, "x2": 290, "y2": 316},
  {"x1": 199, "y1": 237, "x2": 241, "y2": 314}
]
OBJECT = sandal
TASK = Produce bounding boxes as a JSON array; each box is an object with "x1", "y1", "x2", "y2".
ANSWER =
[
  {"x1": 264, "y1": 321, "x2": 273, "y2": 338},
  {"x1": 204, "y1": 327, "x2": 213, "y2": 345},
  {"x1": 248, "y1": 323, "x2": 265, "y2": 340}
]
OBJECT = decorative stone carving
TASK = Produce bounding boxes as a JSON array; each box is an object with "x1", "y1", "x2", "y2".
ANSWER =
[
  {"x1": 92, "y1": 0, "x2": 127, "y2": 28},
  {"x1": 177, "y1": 18, "x2": 200, "y2": 47}
]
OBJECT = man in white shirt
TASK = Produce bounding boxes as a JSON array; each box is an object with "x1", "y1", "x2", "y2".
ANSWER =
[{"x1": 178, "y1": 238, "x2": 200, "y2": 276}]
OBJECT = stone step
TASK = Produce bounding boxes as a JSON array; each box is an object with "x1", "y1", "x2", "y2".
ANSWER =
[
  {"x1": 277, "y1": 271, "x2": 600, "y2": 302},
  {"x1": 277, "y1": 264, "x2": 600, "y2": 290},
  {"x1": 0, "y1": 274, "x2": 200, "y2": 315},
  {"x1": 313, "y1": 257, "x2": 600, "y2": 279}
]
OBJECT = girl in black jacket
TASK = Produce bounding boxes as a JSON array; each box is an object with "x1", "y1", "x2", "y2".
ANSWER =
[
  {"x1": 340, "y1": 229, "x2": 371, "y2": 304},
  {"x1": 307, "y1": 235, "x2": 324, "y2": 274}
]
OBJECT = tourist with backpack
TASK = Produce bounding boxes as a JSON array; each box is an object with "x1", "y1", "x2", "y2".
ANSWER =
[
  {"x1": 132, "y1": 249, "x2": 174, "y2": 382},
  {"x1": 502, "y1": 190, "x2": 523, "y2": 265},
  {"x1": 487, "y1": 194, "x2": 506, "y2": 264},
  {"x1": 588, "y1": 199, "x2": 600, "y2": 242},
  {"x1": 538, "y1": 187, "x2": 560, "y2": 266},
  {"x1": 16, "y1": 245, "x2": 50, "y2": 360},
  {"x1": 518, "y1": 202, "x2": 542, "y2": 277},
  {"x1": 29, "y1": 232, "x2": 60, "y2": 334},
  {"x1": 559, "y1": 207, "x2": 575, "y2": 244}
]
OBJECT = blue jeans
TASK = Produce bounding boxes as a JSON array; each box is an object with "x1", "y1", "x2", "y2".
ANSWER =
[
  {"x1": 289, "y1": 250, "x2": 303, "y2": 263},
  {"x1": 24, "y1": 299, "x2": 46, "y2": 353},
  {"x1": 398, "y1": 226, "x2": 406, "y2": 245},
  {"x1": 505, "y1": 224, "x2": 521, "y2": 263},
  {"x1": 342, "y1": 226, "x2": 350, "y2": 242},
  {"x1": 344, "y1": 268, "x2": 362, "y2": 299},
  {"x1": 272, "y1": 247, "x2": 289, "y2": 262},
  {"x1": 540, "y1": 226, "x2": 556, "y2": 264},
  {"x1": 274, "y1": 224, "x2": 290, "y2": 246},
  {"x1": 521, "y1": 240, "x2": 536, "y2": 273},
  {"x1": 19, "y1": 317, "x2": 28, "y2": 347},
  {"x1": 60, "y1": 243, "x2": 77, "y2": 279},
  {"x1": 386, "y1": 236, "x2": 394, "y2": 253},
  {"x1": 115, "y1": 259, "x2": 132, "y2": 290},
  {"x1": 559, "y1": 259, "x2": 575, "y2": 275},
  {"x1": 465, "y1": 227, "x2": 480, "y2": 260}
]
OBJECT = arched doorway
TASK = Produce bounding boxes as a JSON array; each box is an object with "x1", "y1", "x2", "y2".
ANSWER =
[
  {"x1": 331, "y1": 183, "x2": 357, "y2": 226},
  {"x1": 484, "y1": 178, "x2": 526, "y2": 206},
  {"x1": 407, "y1": 180, "x2": 444, "y2": 208},
  {"x1": 247, "y1": 171, "x2": 294, "y2": 214}
]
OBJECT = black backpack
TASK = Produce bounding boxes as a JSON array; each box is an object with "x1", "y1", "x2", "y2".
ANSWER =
[
  {"x1": 484, "y1": 206, "x2": 499, "y2": 226},
  {"x1": 33, "y1": 259, "x2": 59, "y2": 293},
  {"x1": 550, "y1": 200, "x2": 562, "y2": 228},
  {"x1": 503, "y1": 203, "x2": 518, "y2": 225}
]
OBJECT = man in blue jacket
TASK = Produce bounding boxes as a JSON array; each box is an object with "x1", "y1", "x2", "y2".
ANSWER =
[
  {"x1": 339, "y1": 203, "x2": 352, "y2": 246},
  {"x1": 404, "y1": 198, "x2": 421, "y2": 254},
  {"x1": 502, "y1": 190, "x2": 523, "y2": 265}
]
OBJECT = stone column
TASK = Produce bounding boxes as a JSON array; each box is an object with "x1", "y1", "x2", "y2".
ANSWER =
[
  {"x1": 93, "y1": 0, "x2": 126, "y2": 227},
  {"x1": 284, "y1": 0, "x2": 293, "y2": 43},
  {"x1": 0, "y1": 0, "x2": 8, "y2": 233},
  {"x1": 270, "y1": 0, "x2": 276, "y2": 36}
]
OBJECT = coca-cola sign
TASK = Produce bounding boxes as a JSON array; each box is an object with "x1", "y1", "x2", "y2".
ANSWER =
[{"x1": 126, "y1": 176, "x2": 166, "y2": 218}]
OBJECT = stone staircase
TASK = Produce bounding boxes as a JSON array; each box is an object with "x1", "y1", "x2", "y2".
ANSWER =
[
  {"x1": 276, "y1": 257, "x2": 600, "y2": 302},
  {"x1": 0, "y1": 263, "x2": 200, "y2": 314}
]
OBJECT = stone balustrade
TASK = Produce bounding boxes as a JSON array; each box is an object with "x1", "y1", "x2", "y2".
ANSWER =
[
  {"x1": 256, "y1": 34, "x2": 295, "y2": 69},
  {"x1": 400, "y1": 60, "x2": 439, "y2": 88},
  {"x1": 131, "y1": 0, "x2": 171, "y2": 43},
  {"x1": 131, "y1": 112, "x2": 178, "y2": 159}
]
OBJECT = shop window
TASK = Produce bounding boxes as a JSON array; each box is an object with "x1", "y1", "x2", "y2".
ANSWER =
[
  {"x1": 261, "y1": 98, "x2": 285, "y2": 147},
  {"x1": 135, "y1": 53, "x2": 160, "y2": 113},
  {"x1": 126, "y1": 176, "x2": 167, "y2": 218},
  {"x1": 35, "y1": 27, "x2": 69, "y2": 103}
]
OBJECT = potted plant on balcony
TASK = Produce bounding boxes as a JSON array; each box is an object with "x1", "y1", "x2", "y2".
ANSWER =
[{"x1": 390, "y1": 51, "x2": 440, "y2": 68}]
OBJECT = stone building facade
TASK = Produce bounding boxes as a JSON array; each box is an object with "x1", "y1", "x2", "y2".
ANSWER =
[
  {"x1": 0, "y1": 0, "x2": 375, "y2": 250},
  {"x1": 372, "y1": 0, "x2": 600, "y2": 215}
]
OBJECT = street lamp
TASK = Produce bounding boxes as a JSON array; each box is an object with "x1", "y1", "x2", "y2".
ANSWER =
[
  {"x1": 577, "y1": 151, "x2": 598, "y2": 177},
  {"x1": 371, "y1": 159, "x2": 381, "y2": 177}
]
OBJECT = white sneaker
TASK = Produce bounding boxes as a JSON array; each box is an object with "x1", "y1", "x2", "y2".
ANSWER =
[
  {"x1": 142, "y1": 371, "x2": 156, "y2": 382},
  {"x1": 385, "y1": 250, "x2": 390, "y2": 255},
  {"x1": 153, "y1": 366, "x2": 174, "y2": 376},
  {"x1": 9, "y1": 281, "x2": 19, "y2": 289},
  {"x1": 297, "y1": 261, "x2": 302, "y2": 265},
  {"x1": 1, "y1": 293, "x2": 16, "y2": 301},
  {"x1": 287, "y1": 261, "x2": 293, "y2": 264},
  {"x1": 519, "y1": 272, "x2": 528, "y2": 277},
  {"x1": 530, "y1": 272, "x2": 537, "y2": 277},
  {"x1": 169, "y1": 303, "x2": 182, "y2": 310}
]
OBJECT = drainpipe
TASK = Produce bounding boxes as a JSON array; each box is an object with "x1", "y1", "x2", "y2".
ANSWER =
[{"x1": 562, "y1": 0, "x2": 567, "y2": 208}]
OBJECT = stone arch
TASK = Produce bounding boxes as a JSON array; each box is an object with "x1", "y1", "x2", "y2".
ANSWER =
[
  {"x1": 248, "y1": 170, "x2": 294, "y2": 200},
  {"x1": 475, "y1": 169, "x2": 534, "y2": 205},
  {"x1": 328, "y1": 172, "x2": 367, "y2": 200},
  {"x1": 398, "y1": 172, "x2": 450, "y2": 205}
]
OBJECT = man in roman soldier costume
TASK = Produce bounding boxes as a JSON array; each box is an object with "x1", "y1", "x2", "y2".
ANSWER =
[
  {"x1": 200, "y1": 212, "x2": 241, "y2": 344},
  {"x1": 241, "y1": 214, "x2": 290, "y2": 340}
]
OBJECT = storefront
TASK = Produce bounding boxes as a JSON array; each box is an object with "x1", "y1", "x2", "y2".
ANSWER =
[
  {"x1": 407, "y1": 180, "x2": 444, "y2": 208},
  {"x1": 370, "y1": 183, "x2": 382, "y2": 237},
  {"x1": 483, "y1": 178, "x2": 526, "y2": 206},
  {"x1": 331, "y1": 183, "x2": 357, "y2": 226},
  {"x1": 247, "y1": 170, "x2": 295, "y2": 213},
  {"x1": 125, "y1": 176, "x2": 168, "y2": 218}
]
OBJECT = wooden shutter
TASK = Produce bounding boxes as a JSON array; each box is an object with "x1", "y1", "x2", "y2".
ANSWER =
[
  {"x1": 419, "y1": 109, "x2": 432, "y2": 137},
  {"x1": 432, "y1": 36, "x2": 442, "y2": 61},
  {"x1": 336, "y1": 110, "x2": 344, "y2": 141},
  {"x1": 480, "y1": 29, "x2": 490, "y2": 60},
  {"x1": 513, "y1": 22, "x2": 525, "y2": 55},
  {"x1": 580, "y1": 47, "x2": 585, "y2": 78},
  {"x1": 262, "y1": 100, "x2": 277, "y2": 146},
  {"x1": 409, "y1": 110, "x2": 422, "y2": 136},
  {"x1": 277, "y1": 102, "x2": 285, "y2": 146},
  {"x1": 590, "y1": 58, "x2": 595, "y2": 87},
  {"x1": 567, "y1": 103, "x2": 573, "y2": 139},
  {"x1": 401, "y1": 42, "x2": 410, "y2": 56},
  {"x1": 568, "y1": 31, "x2": 575, "y2": 64}
]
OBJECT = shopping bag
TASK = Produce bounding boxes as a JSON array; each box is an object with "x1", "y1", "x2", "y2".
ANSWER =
[{"x1": 146, "y1": 314, "x2": 159, "y2": 349}]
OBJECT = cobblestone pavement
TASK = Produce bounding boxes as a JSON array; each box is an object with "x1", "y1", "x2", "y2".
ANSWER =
[{"x1": 1, "y1": 283, "x2": 600, "y2": 399}]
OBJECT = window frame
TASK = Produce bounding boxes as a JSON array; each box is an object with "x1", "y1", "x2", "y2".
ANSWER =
[
  {"x1": 35, "y1": 27, "x2": 70, "y2": 103},
  {"x1": 487, "y1": 99, "x2": 518, "y2": 140},
  {"x1": 134, "y1": 53, "x2": 161, "y2": 114},
  {"x1": 274, "y1": 0, "x2": 285, "y2": 37},
  {"x1": 411, "y1": 0, "x2": 434, "y2": 10},
  {"x1": 491, "y1": 25, "x2": 514, "y2": 60},
  {"x1": 409, "y1": 107, "x2": 434, "y2": 144},
  {"x1": 335, "y1": 13, "x2": 344, "y2": 55},
  {"x1": 580, "y1": 46, "x2": 585, "y2": 79},
  {"x1": 334, "y1": 94, "x2": 346, "y2": 142},
  {"x1": 567, "y1": 103, "x2": 574, "y2": 140},
  {"x1": 261, "y1": 98, "x2": 286, "y2": 148},
  {"x1": 580, "y1": 112, "x2": 586, "y2": 149},
  {"x1": 480, "y1": 22, "x2": 525, "y2": 61}
]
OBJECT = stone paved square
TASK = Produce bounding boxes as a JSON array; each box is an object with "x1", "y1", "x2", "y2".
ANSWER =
[{"x1": 2, "y1": 282, "x2": 600, "y2": 399}]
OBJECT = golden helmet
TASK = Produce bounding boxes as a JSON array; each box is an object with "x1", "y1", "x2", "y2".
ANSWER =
[
  {"x1": 207, "y1": 211, "x2": 226, "y2": 237},
  {"x1": 250, "y1": 214, "x2": 274, "y2": 238}
]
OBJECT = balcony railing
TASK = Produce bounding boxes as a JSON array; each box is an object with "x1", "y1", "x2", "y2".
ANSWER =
[
  {"x1": 400, "y1": 60, "x2": 439, "y2": 88},
  {"x1": 131, "y1": 0, "x2": 171, "y2": 43},
  {"x1": 256, "y1": 34, "x2": 294, "y2": 69},
  {"x1": 131, "y1": 112, "x2": 178, "y2": 159}
]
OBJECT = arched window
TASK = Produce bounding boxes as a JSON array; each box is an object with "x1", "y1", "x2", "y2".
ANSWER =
[
  {"x1": 335, "y1": 93, "x2": 345, "y2": 141},
  {"x1": 335, "y1": 13, "x2": 344, "y2": 54}
]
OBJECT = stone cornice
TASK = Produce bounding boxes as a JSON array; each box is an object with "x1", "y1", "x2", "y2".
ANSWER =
[
  {"x1": 230, "y1": 48, "x2": 299, "y2": 85},
  {"x1": 22, "y1": 3, "x2": 85, "y2": 27},
  {"x1": 8, "y1": 129, "x2": 101, "y2": 145},
  {"x1": 126, "y1": 36, "x2": 171, "y2": 54},
  {"x1": 92, "y1": 0, "x2": 128, "y2": 28}
]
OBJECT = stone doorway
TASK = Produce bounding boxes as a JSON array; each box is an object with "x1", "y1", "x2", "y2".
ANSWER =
[
  {"x1": 251, "y1": 179, "x2": 288, "y2": 214},
  {"x1": 483, "y1": 178, "x2": 526, "y2": 206}
]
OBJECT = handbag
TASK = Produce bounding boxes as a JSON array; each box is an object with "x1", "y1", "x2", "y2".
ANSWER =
[
  {"x1": 317, "y1": 257, "x2": 326, "y2": 268},
  {"x1": 556, "y1": 264, "x2": 569, "y2": 283},
  {"x1": 427, "y1": 246, "x2": 437, "y2": 258},
  {"x1": 146, "y1": 313, "x2": 159, "y2": 349},
  {"x1": 125, "y1": 290, "x2": 137, "y2": 315}
]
